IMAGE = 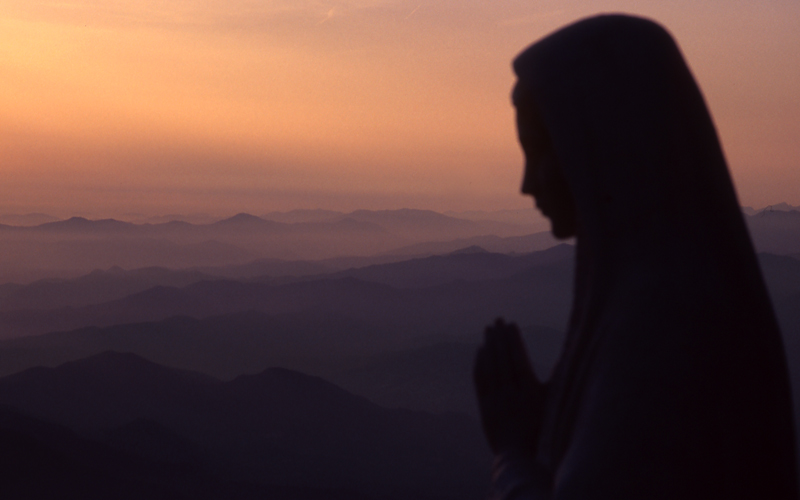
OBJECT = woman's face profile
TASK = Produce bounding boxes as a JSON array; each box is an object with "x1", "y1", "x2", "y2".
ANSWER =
[{"x1": 515, "y1": 104, "x2": 578, "y2": 239}]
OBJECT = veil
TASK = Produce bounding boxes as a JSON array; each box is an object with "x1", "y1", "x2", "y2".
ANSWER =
[{"x1": 512, "y1": 15, "x2": 797, "y2": 498}]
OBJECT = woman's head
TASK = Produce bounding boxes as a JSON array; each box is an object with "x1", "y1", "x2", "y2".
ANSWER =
[{"x1": 511, "y1": 14, "x2": 744, "y2": 261}]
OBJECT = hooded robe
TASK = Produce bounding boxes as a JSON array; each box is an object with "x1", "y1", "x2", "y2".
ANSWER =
[{"x1": 496, "y1": 14, "x2": 798, "y2": 500}]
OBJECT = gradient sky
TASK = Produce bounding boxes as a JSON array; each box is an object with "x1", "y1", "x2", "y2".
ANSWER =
[{"x1": 1, "y1": 0, "x2": 798, "y2": 217}]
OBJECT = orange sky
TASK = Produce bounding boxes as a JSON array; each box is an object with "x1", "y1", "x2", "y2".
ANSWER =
[{"x1": 1, "y1": 0, "x2": 798, "y2": 217}]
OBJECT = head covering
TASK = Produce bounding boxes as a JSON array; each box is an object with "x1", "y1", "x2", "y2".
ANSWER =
[{"x1": 513, "y1": 14, "x2": 797, "y2": 498}]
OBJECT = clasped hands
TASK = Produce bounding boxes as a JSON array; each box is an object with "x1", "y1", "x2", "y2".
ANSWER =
[{"x1": 474, "y1": 318, "x2": 547, "y2": 458}]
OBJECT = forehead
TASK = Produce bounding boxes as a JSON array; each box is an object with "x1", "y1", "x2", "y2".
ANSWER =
[
  {"x1": 513, "y1": 94, "x2": 546, "y2": 135},
  {"x1": 511, "y1": 81, "x2": 541, "y2": 123},
  {"x1": 511, "y1": 81, "x2": 523, "y2": 106}
]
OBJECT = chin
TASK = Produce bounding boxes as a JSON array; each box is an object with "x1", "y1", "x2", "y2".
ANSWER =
[{"x1": 550, "y1": 220, "x2": 577, "y2": 239}]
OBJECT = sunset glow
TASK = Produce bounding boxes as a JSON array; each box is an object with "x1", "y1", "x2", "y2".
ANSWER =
[{"x1": 1, "y1": 0, "x2": 798, "y2": 217}]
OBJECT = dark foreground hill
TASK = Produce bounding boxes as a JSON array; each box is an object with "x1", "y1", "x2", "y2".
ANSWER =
[
  {"x1": 0, "y1": 406, "x2": 370, "y2": 500},
  {"x1": 0, "y1": 352, "x2": 489, "y2": 500}
]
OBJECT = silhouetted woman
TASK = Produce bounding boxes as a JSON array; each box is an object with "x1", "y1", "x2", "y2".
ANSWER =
[{"x1": 474, "y1": 14, "x2": 798, "y2": 499}]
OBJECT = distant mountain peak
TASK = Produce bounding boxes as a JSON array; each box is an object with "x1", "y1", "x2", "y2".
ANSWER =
[
  {"x1": 220, "y1": 213, "x2": 264, "y2": 223},
  {"x1": 212, "y1": 213, "x2": 285, "y2": 230},
  {"x1": 765, "y1": 203, "x2": 800, "y2": 211},
  {"x1": 107, "y1": 265, "x2": 126, "y2": 275},
  {"x1": 448, "y1": 245, "x2": 489, "y2": 255},
  {"x1": 343, "y1": 209, "x2": 476, "y2": 230},
  {"x1": 349, "y1": 208, "x2": 456, "y2": 219},
  {"x1": 754, "y1": 203, "x2": 800, "y2": 215},
  {"x1": 260, "y1": 209, "x2": 344, "y2": 224},
  {"x1": 36, "y1": 217, "x2": 134, "y2": 232},
  {"x1": 755, "y1": 207, "x2": 800, "y2": 218},
  {"x1": 51, "y1": 216, "x2": 90, "y2": 227}
]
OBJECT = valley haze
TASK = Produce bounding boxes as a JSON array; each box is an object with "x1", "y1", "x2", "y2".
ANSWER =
[{"x1": 1, "y1": 205, "x2": 800, "y2": 498}]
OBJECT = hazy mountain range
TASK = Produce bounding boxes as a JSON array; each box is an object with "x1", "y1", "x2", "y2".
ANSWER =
[
  {"x1": 0, "y1": 209, "x2": 558, "y2": 284},
  {"x1": 1, "y1": 207, "x2": 796, "y2": 284},
  {"x1": 741, "y1": 203, "x2": 800, "y2": 216},
  {"x1": 1, "y1": 206, "x2": 799, "y2": 497},
  {"x1": 0, "y1": 245, "x2": 576, "y2": 341}
]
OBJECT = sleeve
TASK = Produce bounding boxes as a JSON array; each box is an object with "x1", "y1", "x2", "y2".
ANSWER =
[
  {"x1": 537, "y1": 318, "x2": 794, "y2": 500},
  {"x1": 490, "y1": 316, "x2": 796, "y2": 500}
]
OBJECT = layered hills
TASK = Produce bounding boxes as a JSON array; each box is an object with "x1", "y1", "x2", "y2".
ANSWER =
[
  {"x1": 1, "y1": 206, "x2": 799, "y2": 497},
  {"x1": 0, "y1": 209, "x2": 556, "y2": 283},
  {"x1": 0, "y1": 352, "x2": 489, "y2": 499}
]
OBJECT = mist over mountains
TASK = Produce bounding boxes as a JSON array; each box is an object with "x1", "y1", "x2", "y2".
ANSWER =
[
  {"x1": 0, "y1": 209, "x2": 556, "y2": 284},
  {"x1": 1, "y1": 206, "x2": 799, "y2": 497},
  {"x1": 0, "y1": 245, "x2": 575, "y2": 342}
]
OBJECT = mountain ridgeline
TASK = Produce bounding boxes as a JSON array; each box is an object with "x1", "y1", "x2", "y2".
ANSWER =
[
  {"x1": 1, "y1": 207, "x2": 800, "y2": 498},
  {"x1": 0, "y1": 209, "x2": 554, "y2": 283}
]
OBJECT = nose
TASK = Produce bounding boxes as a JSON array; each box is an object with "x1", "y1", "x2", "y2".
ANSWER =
[{"x1": 521, "y1": 163, "x2": 537, "y2": 196}]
